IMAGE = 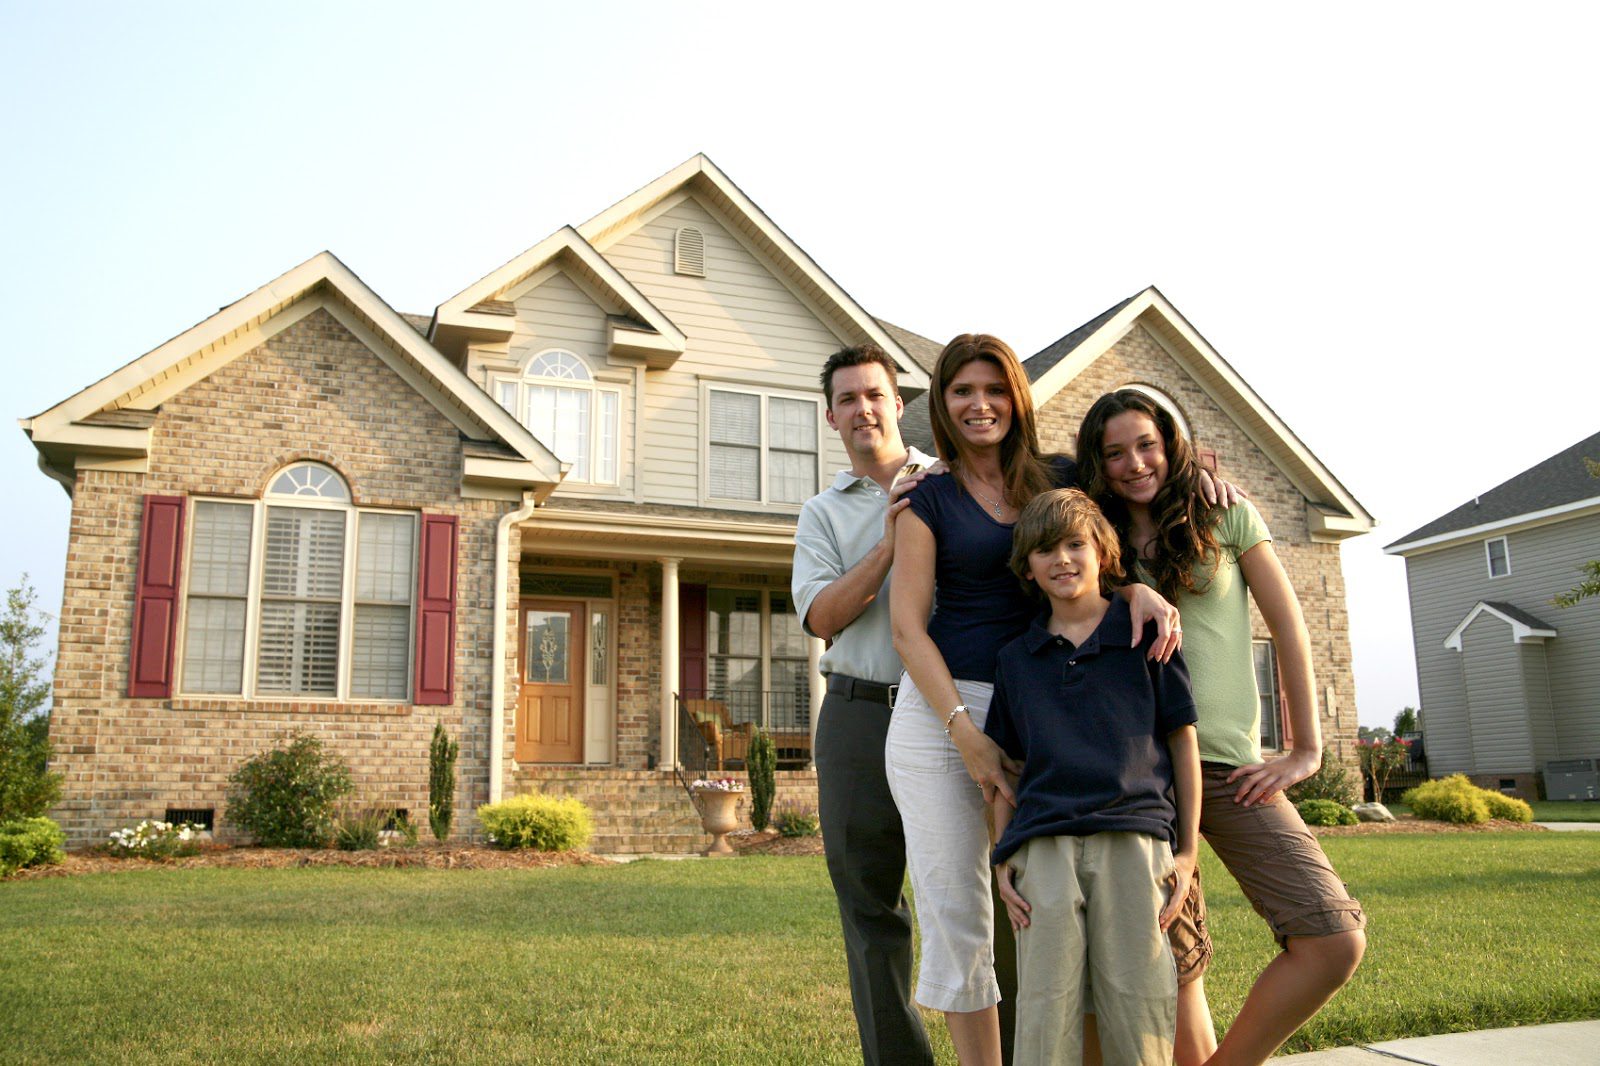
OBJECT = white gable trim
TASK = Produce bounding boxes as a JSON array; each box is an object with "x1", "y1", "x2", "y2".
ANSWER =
[
  {"x1": 22, "y1": 251, "x2": 567, "y2": 493},
  {"x1": 431, "y1": 226, "x2": 686, "y2": 368},
  {"x1": 1444, "y1": 601, "x2": 1559, "y2": 650},
  {"x1": 1030, "y1": 288, "x2": 1374, "y2": 536},
  {"x1": 576, "y1": 154, "x2": 931, "y2": 391},
  {"x1": 1384, "y1": 496, "x2": 1600, "y2": 556}
]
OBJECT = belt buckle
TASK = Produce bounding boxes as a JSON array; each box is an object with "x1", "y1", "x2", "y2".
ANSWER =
[{"x1": 885, "y1": 683, "x2": 898, "y2": 706}]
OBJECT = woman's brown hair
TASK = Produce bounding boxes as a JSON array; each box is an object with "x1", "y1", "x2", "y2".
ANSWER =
[
  {"x1": 929, "y1": 334, "x2": 1055, "y2": 508},
  {"x1": 1075, "y1": 389, "x2": 1221, "y2": 603}
]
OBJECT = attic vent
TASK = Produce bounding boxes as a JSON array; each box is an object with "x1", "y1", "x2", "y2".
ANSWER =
[{"x1": 674, "y1": 227, "x2": 706, "y2": 277}]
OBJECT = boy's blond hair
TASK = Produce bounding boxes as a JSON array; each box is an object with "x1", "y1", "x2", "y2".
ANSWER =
[{"x1": 1009, "y1": 488, "x2": 1126, "y2": 598}]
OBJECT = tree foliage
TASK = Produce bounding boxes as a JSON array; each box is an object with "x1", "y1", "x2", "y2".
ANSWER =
[
  {"x1": 746, "y1": 730, "x2": 777, "y2": 832},
  {"x1": 428, "y1": 721, "x2": 459, "y2": 843},
  {"x1": 1555, "y1": 458, "x2": 1600, "y2": 608},
  {"x1": 0, "y1": 579, "x2": 61, "y2": 822}
]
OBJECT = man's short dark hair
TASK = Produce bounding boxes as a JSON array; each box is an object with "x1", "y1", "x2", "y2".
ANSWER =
[{"x1": 821, "y1": 344, "x2": 899, "y2": 405}]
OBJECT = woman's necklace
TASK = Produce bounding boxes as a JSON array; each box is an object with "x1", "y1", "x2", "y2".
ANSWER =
[{"x1": 965, "y1": 474, "x2": 1008, "y2": 519}]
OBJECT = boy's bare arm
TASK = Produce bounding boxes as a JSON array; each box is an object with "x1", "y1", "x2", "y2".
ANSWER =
[{"x1": 1159, "y1": 724, "x2": 1201, "y2": 931}]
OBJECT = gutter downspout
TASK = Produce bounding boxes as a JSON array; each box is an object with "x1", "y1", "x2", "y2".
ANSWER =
[{"x1": 490, "y1": 490, "x2": 539, "y2": 804}]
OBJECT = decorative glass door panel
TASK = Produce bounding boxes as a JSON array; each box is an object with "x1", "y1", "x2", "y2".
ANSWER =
[{"x1": 516, "y1": 600, "x2": 585, "y2": 763}]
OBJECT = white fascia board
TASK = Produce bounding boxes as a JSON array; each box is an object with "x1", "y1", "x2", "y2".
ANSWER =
[
  {"x1": 1308, "y1": 504, "x2": 1373, "y2": 542},
  {"x1": 576, "y1": 154, "x2": 930, "y2": 391},
  {"x1": 25, "y1": 423, "x2": 150, "y2": 455},
  {"x1": 464, "y1": 456, "x2": 568, "y2": 498},
  {"x1": 1384, "y1": 496, "x2": 1600, "y2": 556},
  {"x1": 434, "y1": 227, "x2": 685, "y2": 355},
  {"x1": 1444, "y1": 601, "x2": 1558, "y2": 650}
]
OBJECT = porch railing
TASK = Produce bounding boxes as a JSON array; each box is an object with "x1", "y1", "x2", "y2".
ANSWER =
[
  {"x1": 672, "y1": 689, "x2": 812, "y2": 784},
  {"x1": 673, "y1": 693, "x2": 714, "y2": 797}
]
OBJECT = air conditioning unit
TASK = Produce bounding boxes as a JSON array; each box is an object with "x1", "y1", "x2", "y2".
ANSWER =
[{"x1": 1544, "y1": 758, "x2": 1600, "y2": 801}]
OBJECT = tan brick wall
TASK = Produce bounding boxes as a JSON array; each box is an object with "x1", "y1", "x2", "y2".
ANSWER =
[
  {"x1": 1036, "y1": 324, "x2": 1361, "y2": 768},
  {"x1": 48, "y1": 308, "x2": 519, "y2": 846}
]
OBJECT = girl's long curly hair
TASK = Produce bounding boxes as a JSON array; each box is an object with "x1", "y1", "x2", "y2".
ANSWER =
[
  {"x1": 1075, "y1": 389, "x2": 1221, "y2": 603},
  {"x1": 929, "y1": 334, "x2": 1055, "y2": 508}
]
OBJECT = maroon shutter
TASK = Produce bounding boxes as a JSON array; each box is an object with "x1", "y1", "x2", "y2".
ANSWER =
[
  {"x1": 414, "y1": 513, "x2": 458, "y2": 705},
  {"x1": 128, "y1": 495, "x2": 186, "y2": 698},
  {"x1": 679, "y1": 584, "x2": 708, "y2": 699}
]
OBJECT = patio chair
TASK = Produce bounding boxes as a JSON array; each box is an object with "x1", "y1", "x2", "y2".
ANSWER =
[{"x1": 685, "y1": 698, "x2": 755, "y2": 770}]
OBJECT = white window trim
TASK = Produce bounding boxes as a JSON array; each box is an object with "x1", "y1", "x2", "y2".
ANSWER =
[
  {"x1": 491, "y1": 348, "x2": 621, "y2": 486},
  {"x1": 699, "y1": 381, "x2": 822, "y2": 511},
  {"x1": 1253, "y1": 638, "x2": 1283, "y2": 752},
  {"x1": 175, "y1": 492, "x2": 418, "y2": 703},
  {"x1": 1485, "y1": 536, "x2": 1511, "y2": 578}
]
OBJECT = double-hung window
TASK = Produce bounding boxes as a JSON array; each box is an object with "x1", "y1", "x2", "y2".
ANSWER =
[
  {"x1": 493, "y1": 350, "x2": 620, "y2": 484},
  {"x1": 180, "y1": 462, "x2": 416, "y2": 700},
  {"x1": 1485, "y1": 536, "x2": 1510, "y2": 578},
  {"x1": 706, "y1": 387, "x2": 818, "y2": 505},
  {"x1": 1253, "y1": 639, "x2": 1283, "y2": 750}
]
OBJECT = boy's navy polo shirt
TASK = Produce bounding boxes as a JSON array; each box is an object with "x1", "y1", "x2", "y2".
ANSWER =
[{"x1": 984, "y1": 597, "x2": 1198, "y2": 867}]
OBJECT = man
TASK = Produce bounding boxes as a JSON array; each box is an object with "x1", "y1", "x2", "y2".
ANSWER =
[{"x1": 793, "y1": 344, "x2": 937, "y2": 1066}]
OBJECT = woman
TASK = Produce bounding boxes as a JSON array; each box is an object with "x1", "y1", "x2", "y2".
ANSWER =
[
  {"x1": 886, "y1": 336, "x2": 1187, "y2": 1065},
  {"x1": 1076, "y1": 389, "x2": 1367, "y2": 1066}
]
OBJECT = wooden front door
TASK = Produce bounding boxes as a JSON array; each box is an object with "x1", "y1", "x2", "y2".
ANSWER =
[{"x1": 516, "y1": 600, "x2": 585, "y2": 763}]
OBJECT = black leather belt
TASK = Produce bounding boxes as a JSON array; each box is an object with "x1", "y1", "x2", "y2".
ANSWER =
[{"x1": 826, "y1": 673, "x2": 899, "y2": 707}]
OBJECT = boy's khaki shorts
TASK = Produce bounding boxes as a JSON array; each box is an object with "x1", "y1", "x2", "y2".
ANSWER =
[{"x1": 1198, "y1": 762, "x2": 1367, "y2": 947}]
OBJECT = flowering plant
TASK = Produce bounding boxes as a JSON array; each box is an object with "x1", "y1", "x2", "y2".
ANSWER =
[
  {"x1": 105, "y1": 820, "x2": 204, "y2": 861},
  {"x1": 689, "y1": 778, "x2": 745, "y2": 792},
  {"x1": 1357, "y1": 736, "x2": 1411, "y2": 800}
]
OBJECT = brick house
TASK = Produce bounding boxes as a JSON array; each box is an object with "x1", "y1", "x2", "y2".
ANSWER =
[{"x1": 21, "y1": 156, "x2": 1371, "y2": 852}]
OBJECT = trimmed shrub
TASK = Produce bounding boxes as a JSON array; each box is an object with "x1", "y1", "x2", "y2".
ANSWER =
[
  {"x1": 0, "y1": 816, "x2": 65, "y2": 877},
  {"x1": 225, "y1": 732, "x2": 353, "y2": 847},
  {"x1": 1297, "y1": 799, "x2": 1358, "y2": 827},
  {"x1": 477, "y1": 794, "x2": 593, "y2": 851},
  {"x1": 1483, "y1": 791, "x2": 1534, "y2": 823},
  {"x1": 747, "y1": 730, "x2": 777, "y2": 832},
  {"x1": 774, "y1": 805, "x2": 820, "y2": 838},
  {"x1": 1286, "y1": 756, "x2": 1360, "y2": 807},
  {"x1": 428, "y1": 722, "x2": 458, "y2": 843},
  {"x1": 1403, "y1": 775, "x2": 1491, "y2": 824}
]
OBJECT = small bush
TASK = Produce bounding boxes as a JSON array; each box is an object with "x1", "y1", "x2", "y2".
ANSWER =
[
  {"x1": 747, "y1": 730, "x2": 777, "y2": 832},
  {"x1": 1296, "y1": 799, "x2": 1358, "y2": 827},
  {"x1": 225, "y1": 732, "x2": 353, "y2": 847},
  {"x1": 477, "y1": 794, "x2": 593, "y2": 851},
  {"x1": 105, "y1": 819, "x2": 203, "y2": 861},
  {"x1": 1483, "y1": 791, "x2": 1534, "y2": 822},
  {"x1": 428, "y1": 722, "x2": 459, "y2": 843},
  {"x1": 1286, "y1": 756, "x2": 1360, "y2": 807},
  {"x1": 774, "y1": 805, "x2": 820, "y2": 838},
  {"x1": 1403, "y1": 775, "x2": 1491, "y2": 824},
  {"x1": 0, "y1": 816, "x2": 65, "y2": 877}
]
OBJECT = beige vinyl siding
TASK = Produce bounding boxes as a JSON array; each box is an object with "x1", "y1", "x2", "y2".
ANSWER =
[
  {"x1": 1402, "y1": 511, "x2": 1600, "y2": 774},
  {"x1": 1459, "y1": 614, "x2": 1535, "y2": 773},
  {"x1": 472, "y1": 272, "x2": 635, "y2": 499},
  {"x1": 603, "y1": 196, "x2": 850, "y2": 507}
]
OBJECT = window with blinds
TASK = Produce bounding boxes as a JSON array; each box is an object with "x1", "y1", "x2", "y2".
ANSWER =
[
  {"x1": 491, "y1": 350, "x2": 620, "y2": 486},
  {"x1": 707, "y1": 388, "x2": 817, "y2": 505},
  {"x1": 1253, "y1": 639, "x2": 1283, "y2": 750},
  {"x1": 706, "y1": 587, "x2": 812, "y2": 733},
  {"x1": 179, "y1": 462, "x2": 417, "y2": 701}
]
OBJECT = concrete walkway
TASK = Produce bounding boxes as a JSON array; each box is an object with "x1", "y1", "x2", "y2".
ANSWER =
[
  {"x1": 1275, "y1": 1019, "x2": 1600, "y2": 1064},
  {"x1": 1536, "y1": 821, "x2": 1600, "y2": 831}
]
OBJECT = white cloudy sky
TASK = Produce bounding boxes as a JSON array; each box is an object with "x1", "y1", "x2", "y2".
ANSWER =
[{"x1": 3, "y1": 2, "x2": 1595, "y2": 727}]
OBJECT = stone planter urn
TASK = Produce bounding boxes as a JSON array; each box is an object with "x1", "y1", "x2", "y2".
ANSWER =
[{"x1": 692, "y1": 787, "x2": 742, "y2": 856}]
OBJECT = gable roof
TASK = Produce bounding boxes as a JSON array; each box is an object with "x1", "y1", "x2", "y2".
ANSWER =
[
  {"x1": 875, "y1": 319, "x2": 942, "y2": 378},
  {"x1": 21, "y1": 251, "x2": 567, "y2": 498},
  {"x1": 1443, "y1": 600, "x2": 1559, "y2": 650},
  {"x1": 429, "y1": 226, "x2": 687, "y2": 368},
  {"x1": 574, "y1": 154, "x2": 931, "y2": 390},
  {"x1": 1385, "y1": 430, "x2": 1600, "y2": 554}
]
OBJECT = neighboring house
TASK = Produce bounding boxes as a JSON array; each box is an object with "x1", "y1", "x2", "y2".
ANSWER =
[
  {"x1": 21, "y1": 154, "x2": 1371, "y2": 852},
  {"x1": 903, "y1": 289, "x2": 1375, "y2": 765},
  {"x1": 1385, "y1": 432, "x2": 1600, "y2": 798}
]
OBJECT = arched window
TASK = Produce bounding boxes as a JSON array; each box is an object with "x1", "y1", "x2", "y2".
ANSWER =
[
  {"x1": 180, "y1": 462, "x2": 416, "y2": 700},
  {"x1": 1122, "y1": 384, "x2": 1191, "y2": 441},
  {"x1": 493, "y1": 349, "x2": 620, "y2": 484}
]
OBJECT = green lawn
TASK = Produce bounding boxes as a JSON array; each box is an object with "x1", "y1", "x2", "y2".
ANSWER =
[
  {"x1": 1527, "y1": 800, "x2": 1600, "y2": 822},
  {"x1": 2, "y1": 835, "x2": 1597, "y2": 1064}
]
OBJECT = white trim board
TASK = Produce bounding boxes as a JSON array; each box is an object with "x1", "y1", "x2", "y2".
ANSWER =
[{"x1": 1444, "y1": 601, "x2": 1558, "y2": 650}]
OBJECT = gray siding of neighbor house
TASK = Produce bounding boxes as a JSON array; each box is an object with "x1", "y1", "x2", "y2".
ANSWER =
[
  {"x1": 1459, "y1": 615, "x2": 1533, "y2": 773},
  {"x1": 1403, "y1": 510, "x2": 1600, "y2": 775}
]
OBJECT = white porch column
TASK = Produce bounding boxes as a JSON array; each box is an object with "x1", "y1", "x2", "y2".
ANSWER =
[
  {"x1": 807, "y1": 634, "x2": 825, "y2": 770},
  {"x1": 659, "y1": 557, "x2": 681, "y2": 771}
]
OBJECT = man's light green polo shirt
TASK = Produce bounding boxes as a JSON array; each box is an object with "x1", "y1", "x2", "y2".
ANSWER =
[{"x1": 792, "y1": 447, "x2": 938, "y2": 686}]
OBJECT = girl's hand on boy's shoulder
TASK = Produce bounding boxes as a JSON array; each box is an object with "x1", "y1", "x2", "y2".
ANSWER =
[
  {"x1": 996, "y1": 863, "x2": 1031, "y2": 930},
  {"x1": 1159, "y1": 851, "x2": 1198, "y2": 931}
]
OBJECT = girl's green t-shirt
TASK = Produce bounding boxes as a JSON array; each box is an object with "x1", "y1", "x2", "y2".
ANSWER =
[{"x1": 1136, "y1": 500, "x2": 1272, "y2": 768}]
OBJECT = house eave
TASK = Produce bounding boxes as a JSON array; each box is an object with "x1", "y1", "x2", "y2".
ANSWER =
[{"x1": 1384, "y1": 495, "x2": 1600, "y2": 556}]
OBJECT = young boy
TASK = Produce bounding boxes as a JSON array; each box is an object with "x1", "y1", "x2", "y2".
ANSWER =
[{"x1": 985, "y1": 488, "x2": 1202, "y2": 1066}]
